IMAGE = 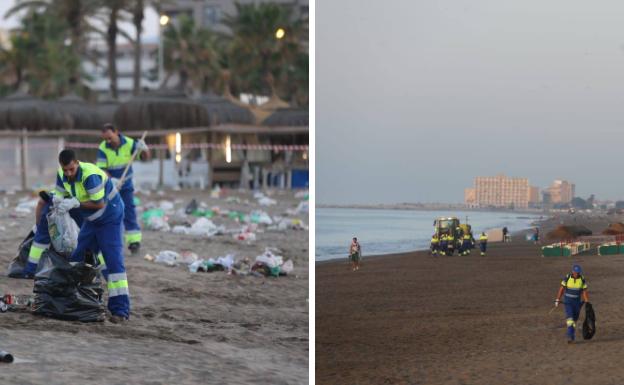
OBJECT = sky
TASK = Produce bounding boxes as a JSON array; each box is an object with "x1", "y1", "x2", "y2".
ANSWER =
[
  {"x1": 0, "y1": 1, "x2": 160, "y2": 42},
  {"x1": 317, "y1": 0, "x2": 624, "y2": 204}
]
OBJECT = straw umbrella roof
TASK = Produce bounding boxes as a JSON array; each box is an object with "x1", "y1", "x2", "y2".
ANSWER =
[
  {"x1": 262, "y1": 107, "x2": 308, "y2": 127},
  {"x1": 196, "y1": 92, "x2": 254, "y2": 125},
  {"x1": 113, "y1": 90, "x2": 210, "y2": 130},
  {"x1": 547, "y1": 225, "x2": 592, "y2": 240},
  {"x1": 602, "y1": 223, "x2": 624, "y2": 235},
  {"x1": 57, "y1": 93, "x2": 100, "y2": 130},
  {"x1": 94, "y1": 96, "x2": 120, "y2": 128},
  {"x1": 0, "y1": 91, "x2": 71, "y2": 131}
]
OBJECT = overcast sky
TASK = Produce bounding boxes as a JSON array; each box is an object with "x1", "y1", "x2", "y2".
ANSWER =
[
  {"x1": 0, "y1": 1, "x2": 159, "y2": 42},
  {"x1": 317, "y1": 0, "x2": 624, "y2": 204}
]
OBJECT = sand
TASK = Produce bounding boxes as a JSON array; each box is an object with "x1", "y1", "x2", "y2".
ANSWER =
[
  {"x1": 316, "y1": 213, "x2": 624, "y2": 385},
  {"x1": 0, "y1": 189, "x2": 308, "y2": 385}
]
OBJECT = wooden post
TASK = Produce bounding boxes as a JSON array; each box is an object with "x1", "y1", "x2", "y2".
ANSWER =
[
  {"x1": 20, "y1": 128, "x2": 28, "y2": 191},
  {"x1": 207, "y1": 131, "x2": 214, "y2": 188},
  {"x1": 158, "y1": 136, "x2": 164, "y2": 188}
]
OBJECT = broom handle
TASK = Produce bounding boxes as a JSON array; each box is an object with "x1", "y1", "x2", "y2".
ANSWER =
[{"x1": 116, "y1": 131, "x2": 148, "y2": 190}]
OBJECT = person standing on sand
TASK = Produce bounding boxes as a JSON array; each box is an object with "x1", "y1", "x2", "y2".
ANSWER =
[
  {"x1": 349, "y1": 237, "x2": 361, "y2": 271},
  {"x1": 479, "y1": 232, "x2": 488, "y2": 256},
  {"x1": 534, "y1": 227, "x2": 540, "y2": 244},
  {"x1": 502, "y1": 227, "x2": 508, "y2": 242},
  {"x1": 430, "y1": 233, "x2": 439, "y2": 256},
  {"x1": 555, "y1": 264, "x2": 589, "y2": 343}
]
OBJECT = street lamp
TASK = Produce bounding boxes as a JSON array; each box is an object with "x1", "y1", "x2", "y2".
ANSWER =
[
  {"x1": 275, "y1": 27, "x2": 285, "y2": 39},
  {"x1": 158, "y1": 15, "x2": 170, "y2": 87}
]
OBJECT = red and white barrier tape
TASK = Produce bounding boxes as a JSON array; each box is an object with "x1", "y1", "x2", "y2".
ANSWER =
[{"x1": 65, "y1": 142, "x2": 308, "y2": 151}]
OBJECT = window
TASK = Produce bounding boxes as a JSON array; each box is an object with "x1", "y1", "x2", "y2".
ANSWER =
[{"x1": 203, "y1": 5, "x2": 220, "y2": 27}]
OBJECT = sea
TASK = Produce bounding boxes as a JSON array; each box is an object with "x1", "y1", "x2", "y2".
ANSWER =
[{"x1": 316, "y1": 207, "x2": 543, "y2": 261}]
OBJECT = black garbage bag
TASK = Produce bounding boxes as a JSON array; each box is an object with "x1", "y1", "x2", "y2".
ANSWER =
[
  {"x1": 582, "y1": 302, "x2": 596, "y2": 340},
  {"x1": 7, "y1": 230, "x2": 35, "y2": 278},
  {"x1": 32, "y1": 250, "x2": 105, "y2": 322}
]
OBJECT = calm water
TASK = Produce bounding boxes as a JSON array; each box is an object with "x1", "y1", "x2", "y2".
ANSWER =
[{"x1": 316, "y1": 208, "x2": 542, "y2": 261}]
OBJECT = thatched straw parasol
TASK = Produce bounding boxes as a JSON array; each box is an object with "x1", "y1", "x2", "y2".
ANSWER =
[
  {"x1": 547, "y1": 225, "x2": 592, "y2": 240},
  {"x1": 602, "y1": 223, "x2": 624, "y2": 235},
  {"x1": 113, "y1": 90, "x2": 209, "y2": 131},
  {"x1": 57, "y1": 93, "x2": 100, "y2": 130},
  {"x1": 262, "y1": 107, "x2": 308, "y2": 127},
  {"x1": 0, "y1": 91, "x2": 71, "y2": 131},
  {"x1": 93, "y1": 96, "x2": 120, "y2": 128},
  {"x1": 196, "y1": 92, "x2": 254, "y2": 125}
]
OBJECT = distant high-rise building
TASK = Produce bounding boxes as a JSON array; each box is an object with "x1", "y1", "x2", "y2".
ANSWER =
[
  {"x1": 464, "y1": 188, "x2": 476, "y2": 207},
  {"x1": 469, "y1": 174, "x2": 530, "y2": 209},
  {"x1": 528, "y1": 186, "x2": 540, "y2": 205},
  {"x1": 547, "y1": 180, "x2": 575, "y2": 204}
]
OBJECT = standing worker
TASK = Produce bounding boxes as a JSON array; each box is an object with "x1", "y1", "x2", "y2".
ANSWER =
[
  {"x1": 554, "y1": 265, "x2": 589, "y2": 343},
  {"x1": 55, "y1": 149, "x2": 130, "y2": 323},
  {"x1": 461, "y1": 231, "x2": 472, "y2": 256},
  {"x1": 349, "y1": 237, "x2": 361, "y2": 271},
  {"x1": 439, "y1": 233, "x2": 448, "y2": 256},
  {"x1": 447, "y1": 232, "x2": 455, "y2": 256},
  {"x1": 96, "y1": 123, "x2": 150, "y2": 254},
  {"x1": 430, "y1": 233, "x2": 439, "y2": 256},
  {"x1": 479, "y1": 232, "x2": 488, "y2": 256}
]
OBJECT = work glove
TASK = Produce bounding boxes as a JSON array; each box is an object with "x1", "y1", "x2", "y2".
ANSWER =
[
  {"x1": 57, "y1": 197, "x2": 80, "y2": 212},
  {"x1": 110, "y1": 177, "x2": 120, "y2": 187},
  {"x1": 136, "y1": 139, "x2": 149, "y2": 153},
  {"x1": 554, "y1": 299, "x2": 560, "y2": 307}
]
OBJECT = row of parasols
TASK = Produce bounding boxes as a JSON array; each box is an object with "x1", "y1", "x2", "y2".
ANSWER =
[{"x1": 0, "y1": 89, "x2": 309, "y2": 132}]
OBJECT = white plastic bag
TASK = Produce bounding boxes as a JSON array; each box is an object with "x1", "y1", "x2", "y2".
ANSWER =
[
  {"x1": 47, "y1": 203, "x2": 79, "y2": 254},
  {"x1": 155, "y1": 250, "x2": 179, "y2": 266}
]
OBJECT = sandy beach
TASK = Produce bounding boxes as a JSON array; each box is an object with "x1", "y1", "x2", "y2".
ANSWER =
[
  {"x1": 316, "y1": 213, "x2": 624, "y2": 385},
  {"x1": 0, "y1": 189, "x2": 308, "y2": 385}
]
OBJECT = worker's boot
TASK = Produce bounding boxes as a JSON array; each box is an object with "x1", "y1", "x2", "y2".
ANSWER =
[
  {"x1": 109, "y1": 314, "x2": 129, "y2": 324},
  {"x1": 128, "y1": 242, "x2": 141, "y2": 255}
]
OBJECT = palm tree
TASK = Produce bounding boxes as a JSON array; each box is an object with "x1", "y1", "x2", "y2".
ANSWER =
[
  {"x1": 6, "y1": 0, "x2": 101, "y2": 87},
  {"x1": 97, "y1": 0, "x2": 131, "y2": 99},
  {"x1": 131, "y1": 0, "x2": 144, "y2": 95},
  {"x1": 163, "y1": 15, "x2": 223, "y2": 93},
  {"x1": 223, "y1": 3, "x2": 307, "y2": 102}
]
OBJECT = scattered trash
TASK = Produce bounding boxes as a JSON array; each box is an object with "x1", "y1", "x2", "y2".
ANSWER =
[
  {"x1": 225, "y1": 196, "x2": 241, "y2": 204},
  {"x1": 248, "y1": 211, "x2": 273, "y2": 225},
  {"x1": 252, "y1": 248, "x2": 292, "y2": 277},
  {"x1": 210, "y1": 185, "x2": 222, "y2": 198},
  {"x1": 179, "y1": 251, "x2": 199, "y2": 265},
  {"x1": 143, "y1": 253, "x2": 155, "y2": 262},
  {"x1": 154, "y1": 250, "x2": 180, "y2": 266},
  {"x1": 294, "y1": 190, "x2": 309, "y2": 200},
  {"x1": 185, "y1": 199, "x2": 198, "y2": 214},
  {"x1": 172, "y1": 217, "x2": 224, "y2": 237},
  {"x1": 258, "y1": 196, "x2": 277, "y2": 206},
  {"x1": 7, "y1": 231, "x2": 34, "y2": 278},
  {"x1": 159, "y1": 200, "x2": 174, "y2": 211},
  {"x1": 142, "y1": 209, "x2": 170, "y2": 231},
  {"x1": 0, "y1": 351, "x2": 13, "y2": 363}
]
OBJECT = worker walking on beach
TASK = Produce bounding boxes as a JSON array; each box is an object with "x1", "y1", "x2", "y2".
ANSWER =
[
  {"x1": 55, "y1": 149, "x2": 130, "y2": 323},
  {"x1": 96, "y1": 123, "x2": 150, "y2": 255},
  {"x1": 461, "y1": 231, "x2": 472, "y2": 256},
  {"x1": 479, "y1": 232, "x2": 488, "y2": 256},
  {"x1": 430, "y1": 234, "x2": 439, "y2": 256},
  {"x1": 349, "y1": 237, "x2": 361, "y2": 271},
  {"x1": 554, "y1": 264, "x2": 589, "y2": 343}
]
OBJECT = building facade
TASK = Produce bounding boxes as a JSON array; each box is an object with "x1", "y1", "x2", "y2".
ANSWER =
[
  {"x1": 528, "y1": 186, "x2": 540, "y2": 205},
  {"x1": 470, "y1": 174, "x2": 530, "y2": 209},
  {"x1": 161, "y1": 0, "x2": 309, "y2": 34},
  {"x1": 547, "y1": 180, "x2": 575, "y2": 204}
]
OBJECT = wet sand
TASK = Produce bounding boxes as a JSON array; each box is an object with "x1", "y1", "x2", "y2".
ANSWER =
[
  {"x1": 0, "y1": 189, "x2": 308, "y2": 385},
  {"x1": 316, "y1": 214, "x2": 624, "y2": 385}
]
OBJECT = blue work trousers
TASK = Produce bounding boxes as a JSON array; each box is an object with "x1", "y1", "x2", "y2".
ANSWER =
[
  {"x1": 120, "y1": 187, "x2": 141, "y2": 244},
  {"x1": 565, "y1": 301, "x2": 582, "y2": 341}
]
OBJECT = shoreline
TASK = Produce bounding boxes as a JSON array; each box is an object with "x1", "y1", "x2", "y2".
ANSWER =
[{"x1": 317, "y1": 203, "x2": 549, "y2": 215}]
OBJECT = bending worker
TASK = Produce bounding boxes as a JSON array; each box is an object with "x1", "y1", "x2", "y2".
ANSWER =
[
  {"x1": 555, "y1": 264, "x2": 589, "y2": 343},
  {"x1": 96, "y1": 123, "x2": 150, "y2": 254},
  {"x1": 55, "y1": 149, "x2": 130, "y2": 323}
]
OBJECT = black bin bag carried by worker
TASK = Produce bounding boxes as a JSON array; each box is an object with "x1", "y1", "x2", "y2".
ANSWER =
[
  {"x1": 7, "y1": 230, "x2": 35, "y2": 278},
  {"x1": 32, "y1": 249, "x2": 105, "y2": 322},
  {"x1": 582, "y1": 302, "x2": 596, "y2": 340}
]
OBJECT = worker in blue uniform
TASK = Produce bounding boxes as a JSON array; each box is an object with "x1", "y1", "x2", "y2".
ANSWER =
[
  {"x1": 96, "y1": 123, "x2": 150, "y2": 254},
  {"x1": 555, "y1": 264, "x2": 589, "y2": 343},
  {"x1": 479, "y1": 232, "x2": 488, "y2": 256},
  {"x1": 55, "y1": 149, "x2": 129, "y2": 323},
  {"x1": 460, "y1": 231, "x2": 472, "y2": 256},
  {"x1": 430, "y1": 234, "x2": 439, "y2": 256}
]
